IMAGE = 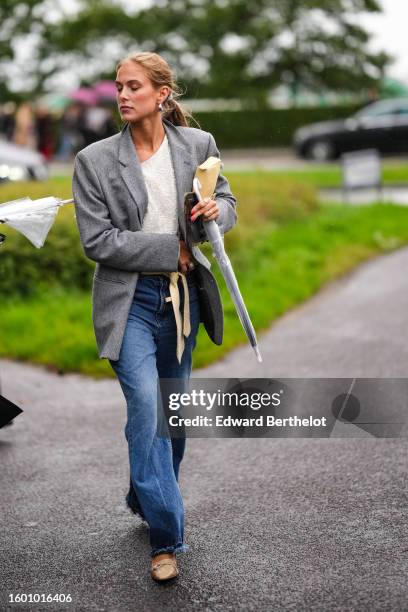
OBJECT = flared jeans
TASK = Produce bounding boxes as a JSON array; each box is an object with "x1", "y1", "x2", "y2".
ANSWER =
[{"x1": 109, "y1": 274, "x2": 200, "y2": 557}]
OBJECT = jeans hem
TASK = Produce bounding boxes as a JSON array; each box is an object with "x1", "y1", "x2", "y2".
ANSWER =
[{"x1": 151, "y1": 542, "x2": 189, "y2": 557}]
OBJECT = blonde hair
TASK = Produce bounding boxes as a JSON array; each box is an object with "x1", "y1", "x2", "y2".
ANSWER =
[{"x1": 116, "y1": 51, "x2": 198, "y2": 128}]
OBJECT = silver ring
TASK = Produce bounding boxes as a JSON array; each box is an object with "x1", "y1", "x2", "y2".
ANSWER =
[{"x1": 188, "y1": 262, "x2": 195, "y2": 270}]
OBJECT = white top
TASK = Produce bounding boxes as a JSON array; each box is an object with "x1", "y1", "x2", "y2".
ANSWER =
[{"x1": 140, "y1": 135, "x2": 178, "y2": 234}]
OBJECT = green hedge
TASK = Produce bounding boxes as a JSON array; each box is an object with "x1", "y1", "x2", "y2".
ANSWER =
[
  {"x1": 49, "y1": 103, "x2": 363, "y2": 151},
  {"x1": 0, "y1": 205, "x2": 93, "y2": 298},
  {"x1": 193, "y1": 104, "x2": 362, "y2": 148}
]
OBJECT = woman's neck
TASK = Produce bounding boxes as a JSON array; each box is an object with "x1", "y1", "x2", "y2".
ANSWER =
[{"x1": 129, "y1": 117, "x2": 165, "y2": 155}]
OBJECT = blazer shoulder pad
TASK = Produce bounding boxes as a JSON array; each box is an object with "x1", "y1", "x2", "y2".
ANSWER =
[{"x1": 177, "y1": 124, "x2": 211, "y2": 141}]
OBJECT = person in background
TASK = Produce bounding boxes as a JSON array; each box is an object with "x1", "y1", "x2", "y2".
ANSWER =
[
  {"x1": 0, "y1": 102, "x2": 16, "y2": 141},
  {"x1": 56, "y1": 103, "x2": 86, "y2": 160},
  {"x1": 81, "y1": 105, "x2": 117, "y2": 146},
  {"x1": 13, "y1": 102, "x2": 36, "y2": 149},
  {"x1": 35, "y1": 104, "x2": 54, "y2": 160}
]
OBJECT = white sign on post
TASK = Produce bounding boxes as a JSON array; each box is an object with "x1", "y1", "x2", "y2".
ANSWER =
[{"x1": 341, "y1": 149, "x2": 383, "y2": 201}]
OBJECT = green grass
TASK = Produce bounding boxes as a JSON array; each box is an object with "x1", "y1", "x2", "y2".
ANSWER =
[
  {"x1": 2, "y1": 200, "x2": 408, "y2": 377},
  {"x1": 50, "y1": 160, "x2": 408, "y2": 188},
  {"x1": 0, "y1": 176, "x2": 74, "y2": 202},
  {"x1": 0, "y1": 288, "x2": 108, "y2": 377},
  {"x1": 228, "y1": 160, "x2": 408, "y2": 189}
]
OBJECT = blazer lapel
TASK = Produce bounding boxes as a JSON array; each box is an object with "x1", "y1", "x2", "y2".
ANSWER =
[
  {"x1": 118, "y1": 124, "x2": 149, "y2": 224},
  {"x1": 118, "y1": 121, "x2": 194, "y2": 237},
  {"x1": 163, "y1": 119, "x2": 195, "y2": 239}
]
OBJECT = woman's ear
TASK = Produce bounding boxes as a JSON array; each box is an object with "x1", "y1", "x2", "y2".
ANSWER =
[{"x1": 159, "y1": 85, "x2": 172, "y2": 104}]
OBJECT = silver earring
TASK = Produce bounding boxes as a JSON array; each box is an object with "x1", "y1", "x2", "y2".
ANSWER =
[{"x1": 158, "y1": 102, "x2": 163, "y2": 112}]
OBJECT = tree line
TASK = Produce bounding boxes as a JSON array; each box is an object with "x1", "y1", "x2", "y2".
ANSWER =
[{"x1": 0, "y1": 0, "x2": 390, "y2": 106}]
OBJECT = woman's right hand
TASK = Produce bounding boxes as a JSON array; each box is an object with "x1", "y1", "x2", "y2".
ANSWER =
[{"x1": 178, "y1": 240, "x2": 195, "y2": 274}]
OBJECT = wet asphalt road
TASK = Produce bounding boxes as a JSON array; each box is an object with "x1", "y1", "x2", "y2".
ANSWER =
[{"x1": 1, "y1": 248, "x2": 407, "y2": 611}]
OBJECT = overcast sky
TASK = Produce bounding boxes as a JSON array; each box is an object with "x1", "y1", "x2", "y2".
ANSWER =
[{"x1": 357, "y1": 0, "x2": 408, "y2": 82}]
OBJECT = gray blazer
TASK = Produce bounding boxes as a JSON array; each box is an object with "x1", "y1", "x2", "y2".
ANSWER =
[{"x1": 72, "y1": 118, "x2": 237, "y2": 361}]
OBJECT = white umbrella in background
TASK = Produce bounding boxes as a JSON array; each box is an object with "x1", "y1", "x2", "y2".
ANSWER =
[{"x1": 0, "y1": 196, "x2": 73, "y2": 248}]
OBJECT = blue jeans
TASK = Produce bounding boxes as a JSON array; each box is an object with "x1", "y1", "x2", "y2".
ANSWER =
[{"x1": 109, "y1": 274, "x2": 200, "y2": 557}]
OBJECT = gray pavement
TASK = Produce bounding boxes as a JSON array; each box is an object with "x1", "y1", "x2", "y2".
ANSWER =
[{"x1": 1, "y1": 248, "x2": 408, "y2": 611}]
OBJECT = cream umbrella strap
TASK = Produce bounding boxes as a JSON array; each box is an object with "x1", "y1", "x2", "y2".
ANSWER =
[{"x1": 166, "y1": 272, "x2": 191, "y2": 364}]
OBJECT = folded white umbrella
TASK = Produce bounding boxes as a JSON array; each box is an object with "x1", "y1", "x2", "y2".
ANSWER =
[
  {"x1": 193, "y1": 168, "x2": 262, "y2": 364},
  {"x1": 0, "y1": 196, "x2": 73, "y2": 248}
]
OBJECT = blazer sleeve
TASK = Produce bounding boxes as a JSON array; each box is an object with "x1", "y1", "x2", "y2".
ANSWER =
[
  {"x1": 72, "y1": 151, "x2": 180, "y2": 272},
  {"x1": 205, "y1": 132, "x2": 237, "y2": 235}
]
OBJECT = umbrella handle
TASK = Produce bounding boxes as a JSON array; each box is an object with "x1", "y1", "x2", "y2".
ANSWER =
[
  {"x1": 192, "y1": 178, "x2": 224, "y2": 244},
  {"x1": 192, "y1": 178, "x2": 206, "y2": 211}
]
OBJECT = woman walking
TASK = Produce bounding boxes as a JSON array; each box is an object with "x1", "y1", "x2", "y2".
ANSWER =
[{"x1": 72, "y1": 51, "x2": 237, "y2": 581}]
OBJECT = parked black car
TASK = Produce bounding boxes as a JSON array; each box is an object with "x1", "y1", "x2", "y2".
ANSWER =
[{"x1": 293, "y1": 98, "x2": 408, "y2": 161}]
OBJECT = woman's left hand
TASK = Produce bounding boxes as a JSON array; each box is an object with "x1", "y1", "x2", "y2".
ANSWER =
[{"x1": 190, "y1": 197, "x2": 219, "y2": 223}]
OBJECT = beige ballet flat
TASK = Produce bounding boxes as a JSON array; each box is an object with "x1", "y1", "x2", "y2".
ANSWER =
[{"x1": 151, "y1": 552, "x2": 179, "y2": 582}]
